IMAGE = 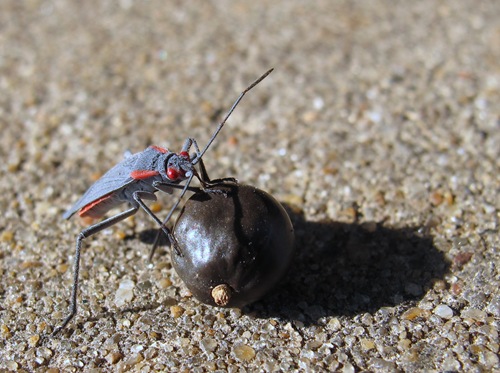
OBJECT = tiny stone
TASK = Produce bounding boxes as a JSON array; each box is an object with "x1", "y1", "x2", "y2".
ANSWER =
[
  {"x1": 57, "y1": 263, "x2": 69, "y2": 273},
  {"x1": 342, "y1": 362, "x2": 355, "y2": 373},
  {"x1": 200, "y1": 337, "x2": 218, "y2": 353},
  {"x1": 131, "y1": 344, "x2": 144, "y2": 353},
  {"x1": 429, "y1": 191, "x2": 444, "y2": 206},
  {"x1": 1, "y1": 324, "x2": 12, "y2": 339},
  {"x1": 233, "y1": 343, "x2": 256, "y2": 362},
  {"x1": 150, "y1": 201, "x2": 162, "y2": 213},
  {"x1": 115, "y1": 279, "x2": 135, "y2": 307},
  {"x1": 170, "y1": 305, "x2": 184, "y2": 318},
  {"x1": 402, "y1": 307, "x2": 428, "y2": 320},
  {"x1": 482, "y1": 350, "x2": 499, "y2": 368},
  {"x1": 28, "y1": 334, "x2": 40, "y2": 347},
  {"x1": 369, "y1": 358, "x2": 396, "y2": 371},
  {"x1": 20, "y1": 261, "x2": 43, "y2": 269},
  {"x1": 328, "y1": 318, "x2": 342, "y2": 331},
  {"x1": 0, "y1": 230, "x2": 14, "y2": 242},
  {"x1": 6, "y1": 361, "x2": 18, "y2": 370},
  {"x1": 443, "y1": 356, "x2": 461, "y2": 371},
  {"x1": 149, "y1": 331, "x2": 161, "y2": 340},
  {"x1": 124, "y1": 353, "x2": 144, "y2": 366},
  {"x1": 434, "y1": 304, "x2": 454, "y2": 319},
  {"x1": 486, "y1": 297, "x2": 500, "y2": 317},
  {"x1": 433, "y1": 279, "x2": 446, "y2": 291},
  {"x1": 157, "y1": 278, "x2": 172, "y2": 289},
  {"x1": 360, "y1": 338, "x2": 375, "y2": 351},
  {"x1": 398, "y1": 339, "x2": 412, "y2": 349},
  {"x1": 461, "y1": 308, "x2": 487, "y2": 322},
  {"x1": 114, "y1": 230, "x2": 127, "y2": 240}
]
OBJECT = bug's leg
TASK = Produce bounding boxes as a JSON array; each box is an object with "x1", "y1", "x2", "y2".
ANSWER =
[
  {"x1": 148, "y1": 174, "x2": 197, "y2": 261},
  {"x1": 187, "y1": 137, "x2": 237, "y2": 188},
  {"x1": 132, "y1": 191, "x2": 182, "y2": 258},
  {"x1": 52, "y1": 206, "x2": 138, "y2": 336},
  {"x1": 191, "y1": 159, "x2": 237, "y2": 199},
  {"x1": 153, "y1": 180, "x2": 202, "y2": 194},
  {"x1": 150, "y1": 179, "x2": 203, "y2": 256},
  {"x1": 199, "y1": 157, "x2": 238, "y2": 187}
]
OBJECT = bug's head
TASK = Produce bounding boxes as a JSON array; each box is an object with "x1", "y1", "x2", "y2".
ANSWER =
[{"x1": 166, "y1": 151, "x2": 192, "y2": 181}]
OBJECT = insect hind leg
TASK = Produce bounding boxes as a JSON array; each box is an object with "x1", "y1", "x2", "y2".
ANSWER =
[{"x1": 53, "y1": 206, "x2": 138, "y2": 336}]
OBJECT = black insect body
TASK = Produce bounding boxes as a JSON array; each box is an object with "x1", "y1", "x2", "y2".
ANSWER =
[{"x1": 172, "y1": 183, "x2": 295, "y2": 308}]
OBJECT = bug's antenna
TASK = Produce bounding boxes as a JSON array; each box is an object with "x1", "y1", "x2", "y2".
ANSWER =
[{"x1": 192, "y1": 68, "x2": 274, "y2": 165}]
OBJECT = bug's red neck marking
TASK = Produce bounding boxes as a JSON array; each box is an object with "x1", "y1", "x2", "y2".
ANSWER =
[{"x1": 149, "y1": 145, "x2": 168, "y2": 154}]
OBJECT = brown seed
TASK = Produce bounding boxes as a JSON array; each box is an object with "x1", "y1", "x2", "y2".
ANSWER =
[{"x1": 173, "y1": 183, "x2": 294, "y2": 308}]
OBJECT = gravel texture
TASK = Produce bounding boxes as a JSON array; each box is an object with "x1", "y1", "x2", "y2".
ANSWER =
[{"x1": 0, "y1": 1, "x2": 499, "y2": 371}]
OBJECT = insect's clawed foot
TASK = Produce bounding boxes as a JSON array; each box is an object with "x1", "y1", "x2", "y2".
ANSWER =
[{"x1": 201, "y1": 177, "x2": 238, "y2": 198}]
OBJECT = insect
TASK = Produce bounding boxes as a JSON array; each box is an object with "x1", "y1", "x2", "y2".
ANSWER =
[{"x1": 52, "y1": 68, "x2": 274, "y2": 336}]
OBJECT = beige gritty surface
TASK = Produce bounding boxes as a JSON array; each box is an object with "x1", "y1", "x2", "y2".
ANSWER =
[{"x1": 0, "y1": 1, "x2": 499, "y2": 371}]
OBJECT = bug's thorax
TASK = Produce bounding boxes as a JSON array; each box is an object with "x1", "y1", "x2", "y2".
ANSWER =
[{"x1": 165, "y1": 151, "x2": 193, "y2": 182}]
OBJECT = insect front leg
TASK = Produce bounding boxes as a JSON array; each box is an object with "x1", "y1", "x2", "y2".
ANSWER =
[
  {"x1": 132, "y1": 191, "x2": 180, "y2": 257},
  {"x1": 53, "y1": 206, "x2": 138, "y2": 336},
  {"x1": 149, "y1": 174, "x2": 198, "y2": 261},
  {"x1": 197, "y1": 156, "x2": 238, "y2": 188},
  {"x1": 185, "y1": 136, "x2": 237, "y2": 187}
]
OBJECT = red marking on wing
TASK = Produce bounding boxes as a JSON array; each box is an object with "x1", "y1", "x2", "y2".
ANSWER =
[
  {"x1": 79, "y1": 193, "x2": 114, "y2": 218},
  {"x1": 130, "y1": 170, "x2": 160, "y2": 180},
  {"x1": 149, "y1": 145, "x2": 168, "y2": 153}
]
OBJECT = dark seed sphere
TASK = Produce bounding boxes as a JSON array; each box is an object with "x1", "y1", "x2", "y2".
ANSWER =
[{"x1": 172, "y1": 183, "x2": 295, "y2": 308}]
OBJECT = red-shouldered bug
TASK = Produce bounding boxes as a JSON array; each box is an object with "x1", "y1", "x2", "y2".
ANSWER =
[{"x1": 52, "y1": 68, "x2": 274, "y2": 336}]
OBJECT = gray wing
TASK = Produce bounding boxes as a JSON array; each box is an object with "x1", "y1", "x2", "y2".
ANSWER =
[{"x1": 63, "y1": 153, "x2": 143, "y2": 219}]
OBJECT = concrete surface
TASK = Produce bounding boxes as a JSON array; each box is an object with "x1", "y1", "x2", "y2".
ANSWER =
[{"x1": 0, "y1": 1, "x2": 498, "y2": 371}]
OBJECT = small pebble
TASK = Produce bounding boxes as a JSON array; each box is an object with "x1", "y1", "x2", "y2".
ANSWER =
[
  {"x1": 429, "y1": 191, "x2": 444, "y2": 206},
  {"x1": 6, "y1": 361, "x2": 18, "y2": 370},
  {"x1": 1, "y1": 324, "x2": 12, "y2": 339},
  {"x1": 115, "y1": 279, "x2": 135, "y2": 307},
  {"x1": 328, "y1": 318, "x2": 342, "y2": 331},
  {"x1": 0, "y1": 230, "x2": 14, "y2": 242},
  {"x1": 461, "y1": 308, "x2": 487, "y2": 322},
  {"x1": 402, "y1": 307, "x2": 428, "y2": 321},
  {"x1": 233, "y1": 343, "x2": 256, "y2": 362},
  {"x1": 170, "y1": 305, "x2": 184, "y2": 318},
  {"x1": 115, "y1": 230, "x2": 127, "y2": 240},
  {"x1": 360, "y1": 339, "x2": 375, "y2": 351},
  {"x1": 200, "y1": 337, "x2": 218, "y2": 353},
  {"x1": 158, "y1": 277, "x2": 172, "y2": 289},
  {"x1": 20, "y1": 261, "x2": 43, "y2": 269},
  {"x1": 150, "y1": 201, "x2": 162, "y2": 213},
  {"x1": 124, "y1": 353, "x2": 144, "y2": 366},
  {"x1": 28, "y1": 334, "x2": 40, "y2": 347},
  {"x1": 434, "y1": 304, "x2": 454, "y2": 319}
]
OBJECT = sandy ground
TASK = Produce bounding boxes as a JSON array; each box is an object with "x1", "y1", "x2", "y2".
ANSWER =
[{"x1": 0, "y1": 1, "x2": 498, "y2": 371}]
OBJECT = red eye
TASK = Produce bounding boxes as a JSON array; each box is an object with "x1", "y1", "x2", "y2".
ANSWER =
[{"x1": 167, "y1": 168, "x2": 180, "y2": 180}]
